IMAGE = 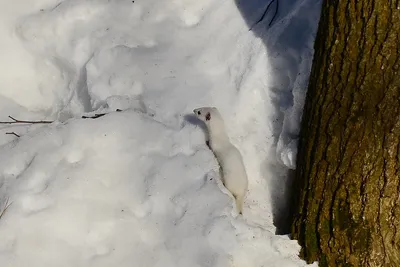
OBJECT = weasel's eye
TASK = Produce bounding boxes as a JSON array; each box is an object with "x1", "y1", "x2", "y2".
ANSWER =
[{"x1": 197, "y1": 111, "x2": 201, "y2": 115}]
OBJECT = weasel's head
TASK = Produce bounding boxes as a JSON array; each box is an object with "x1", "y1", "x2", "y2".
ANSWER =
[{"x1": 193, "y1": 107, "x2": 219, "y2": 126}]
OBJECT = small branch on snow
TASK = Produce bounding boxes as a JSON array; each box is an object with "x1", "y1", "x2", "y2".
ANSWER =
[
  {"x1": 249, "y1": 0, "x2": 279, "y2": 30},
  {"x1": 0, "y1": 109, "x2": 123, "y2": 125},
  {"x1": 0, "y1": 197, "x2": 12, "y2": 220},
  {"x1": 0, "y1": 116, "x2": 53, "y2": 124},
  {"x1": 6, "y1": 132, "x2": 20, "y2": 137},
  {"x1": 269, "y1": 0, "x2": 279, "y2": 26},
  {"x1": 81, "y1": 109, "x2": 122, "y2": 119},
  {"x1": 81, "y1": 113, "x2": 107, "y2": 119}
]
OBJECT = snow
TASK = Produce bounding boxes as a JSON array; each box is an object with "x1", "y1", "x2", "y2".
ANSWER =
[{"x1": 0, "y1": 0, "x2": 321, "y2": 266}]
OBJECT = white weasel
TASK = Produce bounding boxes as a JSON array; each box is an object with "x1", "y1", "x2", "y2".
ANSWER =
[{"x1": 193, "y1": 107, "x2": 248, "y2": 215}]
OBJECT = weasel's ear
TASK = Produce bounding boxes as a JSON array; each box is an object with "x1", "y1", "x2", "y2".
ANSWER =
[{"x1": 205, "y1": 112, "x2": 211, "y2": 121}]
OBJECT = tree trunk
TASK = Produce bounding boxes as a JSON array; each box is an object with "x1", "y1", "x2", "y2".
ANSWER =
[{"x1": 291, "y1": 1, "x2": 400, "y2": 266}]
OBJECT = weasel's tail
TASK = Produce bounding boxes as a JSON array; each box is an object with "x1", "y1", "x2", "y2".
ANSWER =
[{"x1": 235, "y1": 195, "x2": 244, "y2": 215}]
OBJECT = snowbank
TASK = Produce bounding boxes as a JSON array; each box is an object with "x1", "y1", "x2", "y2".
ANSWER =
[{"x1": 0, "y1": 0, "x2": 321, "y2": 266}]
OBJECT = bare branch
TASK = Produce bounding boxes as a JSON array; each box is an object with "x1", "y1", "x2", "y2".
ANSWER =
[
  {"x1": 1, "y1": 109, "x2": 123, "y2": 124},
  {"x1": 269, "y1": 0, "x2": 278, "y2": 26},
  {"x1": 6, "y1": 132, "x2": 20, "y2": 137},
  {"x1": 82, "y1": 113, "x2": 106, "y2": 119},
  {"x1": 249, "y1": 0, "x2": 279, "y2": 30},
  {"x1": 0, "y1": 116, "x2": 53, "y2": 124},
  {"x1": 81, "y1": 109, "x2": 122, "y2": 119},
  {"x1": 0, "y1": 197, "x2": 12, "y2": 220}
]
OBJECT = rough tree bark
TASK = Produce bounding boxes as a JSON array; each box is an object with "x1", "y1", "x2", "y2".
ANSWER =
[{"x1": 291, "y1": 1, "x2": 400, "y2": 266}]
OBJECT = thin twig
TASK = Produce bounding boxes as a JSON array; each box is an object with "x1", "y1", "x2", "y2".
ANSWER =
[
  {"x1": 82, "y1": 113, "x2": 106, "y2": 119},
  {"x1": 6, "y1": 132, "x2": 20, "y2": 137},
  {"x1": 0, "y1": 197, "x2": 12, "y2": 220},
  {"x1": 1, "y1": 109, "x2": 123, "y2": 123},
  {"x1": 0, "y1": 116, "x2": 53, "y2": 124},
  {"x1": 269, "y1": 0, "x2": 278, "y2": 26},
  {"x1": 81, "y1": 109, "x2": 122, "y2": 119},
  {"x1": 249, "y1": 0, "x2": 279, "y2": 30}
]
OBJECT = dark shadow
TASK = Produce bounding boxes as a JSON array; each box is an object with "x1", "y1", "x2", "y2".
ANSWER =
[
  {"x1": 183, "y1": 114, "x2": 209, "y2": 140},
  {"x1": 267, "y1": 164, "x2": 296, "y2": 235},
  {"x1": 183, "y1": 113, "x2": 205, "y2": 129},
  {"x1": 234, "y1": 0, "x2": 322, "y2": 234}
]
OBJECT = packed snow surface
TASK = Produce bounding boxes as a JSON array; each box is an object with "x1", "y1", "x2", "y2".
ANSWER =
[{"x1": 0, "y1": 0, "x2": 321, "y2": 266}]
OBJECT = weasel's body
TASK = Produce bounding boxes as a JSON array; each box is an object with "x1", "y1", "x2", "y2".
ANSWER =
[{"x1": 193, "y1": 107, "x2": 248, "y2": 215}]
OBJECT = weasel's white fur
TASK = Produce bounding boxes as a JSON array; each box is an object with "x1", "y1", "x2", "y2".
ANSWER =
[{"x1": 193, "y1": 107, "x2": 248, "y2": 215}]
